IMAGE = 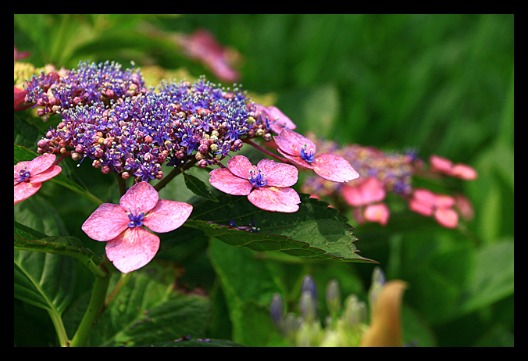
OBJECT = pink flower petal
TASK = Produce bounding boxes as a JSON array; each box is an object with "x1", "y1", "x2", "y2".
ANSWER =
[
  {"x1": 256, "y1": 159, "x2": 298, "y2": 187},
  {"x1": 25, "y1": 153, "x2": 57, "y2": 175},
  {"x1": 450, "y1": 164, "x2": 478, "y2": 180},
  {"x1": 434, "y1": 194, "x2": 455, "y2": 208},
  {"x1": 274, "y1": 128, "x2": 316, "y2": 158},
  {"x1": 81, "y1": 203, "x2": 129, "y2": 241},
  {"x1": 277, "y1": 149, "x2": 313, "y2": 169},
  {"x1": 247, "y1": 187, "x2": 300, "y2": 213},
  {"x1": 105, "y1": 228, "x2": 160, "y2": 273},
  {"x1": 14, "y1": 86, "x2": 30, "y2": 111},
  {"x1": 29, "y1": 165, "x2": 62, "y2": 183},
  {"x1": 411, "y1": 189, "x2": 436, "y2": 207},
  {"x1": 14, "y1": 182, "x2": 42, "y2": 205},
  {"x1": 364, "y1": 203, "x2": 390, "y2": 226},
  {"x1": 209, "y1": 168, "x2": 253, "y2": 195},
  {"x1": 430, "y1": 155, "x2": 453, "y2": 173},
  {"x1": 454, "y1": 194, "x2": 474, "y2": 220},
  {"x1": 342, "y1": 184, "x2": 367, "y2": 207},
  {"x1": 313, "y1": 153, "x2": 360, "y2": 183},
  {"x1": 226, "y1": 155, "x2": 253, "y2": 179},
  {"x1": 434, "y1": 208, "x2": 459, "y2": 228},
  {"x1": 144, "y1": 200, "x2": 193, "y2": 233},
  {"x1": 408, "y1": 196, "x2": 434, "y2": 216},
  {"x1": 257, "y1": 105, "x2": 297, "y2": 134},
  {"x1": 120, "y1": 181, "x2": 159, "y2": 214}
]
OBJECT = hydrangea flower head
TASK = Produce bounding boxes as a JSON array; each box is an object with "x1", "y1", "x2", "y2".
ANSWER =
[
  {"x1": 274, "y1": 128, "x2": 359, "y2": 183},
  {"x1": 209, "y1": 155, "x2": 301, "y2": 213},
  {"x1": 81, "y1": 181, "x2": 193, "y2": 273},
  {"x1": 14, "y1": 153, "x2": 62, "y2": 204}
]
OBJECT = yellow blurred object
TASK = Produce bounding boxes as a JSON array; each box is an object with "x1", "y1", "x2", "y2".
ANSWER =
[{"x1": 360, "y1": 280, "x2": 407, "y2": 347}]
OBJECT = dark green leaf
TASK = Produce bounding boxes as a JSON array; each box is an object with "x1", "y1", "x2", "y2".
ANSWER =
[
  {"x1": 14, "y1": 221, "x2": 104, "y2": 278},
  {"x1": 88, "y1": 266, "x2": 212, "y2": 346},
  {"x1": 143, "y1": 338, "x2": 244, "y2": 347},
  {"x1": 14, "y1": 249, "x2": 76, "y2": 315},
  {"x1": 183, "y1": 171, "x2": 219, "y2": 202},
  {"x1": 186, "y1": 193, "x2": 375, "y2": 263}
]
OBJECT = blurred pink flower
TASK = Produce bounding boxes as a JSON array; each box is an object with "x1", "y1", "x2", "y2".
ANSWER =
[
  {"x1": 14, "y1": 46, "x2": 30, "y2": 62},
  {"x1": 81, "y1": 182, "x2": 193, "y2": 273},
  {"x1": 342, "y1": 177, "x2": 385, "y2": 207},
  {"x1": 409, "y1": 188, "x2": 459, "y2": 228},
  {"x1": 178, "y1": 28, "x2": 240, "y2": 82},
  {"x1": 14, "y1": 153, "x2": 62, "y2": 204},
  {"x1": 430, "y1": 155, "x2": 477, "y2": 180},
  {"x1": 343, "y1": 177, "x2": 389, "y2": 226},
  {"x1": 209, "y1": 155, "x2": 300, "y2": 213},
  {"x1": 14, "y1": 86, "x2": 31, "y2": 111},
  {"x1": 274, "y1": 128, "x2": 359, "y2": 183},
  {"x1": 454, "y1": 194, "x2": 474, "y2": 221},
  {"x1": 255, "y1": 104, "x2": 297, "y2": 134}
]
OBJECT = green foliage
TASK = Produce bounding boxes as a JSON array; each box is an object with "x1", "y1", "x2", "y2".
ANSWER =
[{"x1": 14, "y1": 14, "x2": 514, "y2": 347}]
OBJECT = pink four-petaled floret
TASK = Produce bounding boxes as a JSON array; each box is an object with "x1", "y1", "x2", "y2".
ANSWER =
[
  {"x1": 274, "y1": 128, "x2": 359, "y2": 183},
  {"x1": 81, "y1": 181, "x2": 193, "y2": 273},
  {"x1": 14, "y1": 153, "x2": 62, "y2": 204},
  {"x1": 408, "y1": 188, "x2": 459, "y2": 228},
  {"x1": 209, "y1": 155, "x2": 301, "y2": 213}
]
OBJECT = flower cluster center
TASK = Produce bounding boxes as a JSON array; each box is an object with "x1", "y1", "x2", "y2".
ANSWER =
[
  {"x1": 16, "y1": 168, "x2": 31, "y2": 183},
  {"x1": 127, "y1": 211, "x2": 145, "y2": 228},
  {"x1": 300, "y1": 144, "x2": 315, "y2": 163},
  {"x1": 249, "y1": 168, "x2": 267, "y2": 188}
]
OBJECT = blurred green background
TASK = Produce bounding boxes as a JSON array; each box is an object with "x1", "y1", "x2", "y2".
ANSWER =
[{"x1": 14, "y1": 14, "x2": 514, "y2": 346}]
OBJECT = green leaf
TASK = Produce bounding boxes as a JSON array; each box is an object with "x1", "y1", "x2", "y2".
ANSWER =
[
  {"x1": 183, "y1": 171, "x2": 219, "y2": 202},
  {"x1": 14, "y1": 144, "x2": 103, "y2": 205},
  {"x1": 14, "y1": 221, "x2": 104, "y2": 278},
  {"x1": 208, "y1": 239, "x2": 287, "y2": 346},
  {"x1": 14, "y1": 193, "x2": 68, "y2": 237},
  {"x1": 88, "y1": 266, "x2": 212, "y2": 346},
  {"x1": 458, "y1": 240, "x2": 514, "y2": 315},
  {"x1": 186, "y1": 193, "x2": 375, "y2": 263}
]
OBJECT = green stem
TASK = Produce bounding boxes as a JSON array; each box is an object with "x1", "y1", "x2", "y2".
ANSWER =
[
  {"x1": 48, "y1": 308, "x2": 70, "y2": 347},
  {"x1": 154, "y1": 159, "x2": 197, "y2": 192},
  {"x1": 69, "y1": 259, "x2": 111, "y2": 347},
  {"x1": 105, "y1": 272, "x2": 132, "y2": 307},
  {"x1": 116, "y1": 174, "x2": 127, "y2": 196},
  {"x1": 244, "y1": 139, "x2": 288, "y2": 162}
]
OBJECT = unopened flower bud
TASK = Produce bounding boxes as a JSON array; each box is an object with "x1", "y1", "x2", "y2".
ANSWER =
[
  {"x1": 368, "y1": 267, "x2": 386, "y2": 308},
  {"x1": 326, "y1": 279, "x2": 341, "y2": 315},
  {"x1": 342, "y1": 295, "x2": 366, "y2": 327},
  {"x1": 270, "y1": 293, "x2": 284, "y2": 329}
]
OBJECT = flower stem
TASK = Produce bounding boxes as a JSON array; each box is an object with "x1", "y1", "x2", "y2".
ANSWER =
[
  {"x1": 116, "y1": 174, "x2": 127, "y2": 196},
  {"x1": 154, "y1": 159, "x2": 197, "y2": 192},
  {"x1": 69, "y1": 259, "x2": 111, "y2": 347},
  {"x1": 48, "y1": 308, "x2": 70, "y2": 347},
  {"x1": 244, "y1": 139, "x2": 288, "y2": 162}
]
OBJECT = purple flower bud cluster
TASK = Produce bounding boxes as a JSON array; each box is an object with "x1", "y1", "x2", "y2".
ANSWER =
[
  {"x1": 31, "y1": 61, "x2": 271, "y2": 181},
  {"x1": 25, "y1": 61, "x2": 146, "y2": 119}
]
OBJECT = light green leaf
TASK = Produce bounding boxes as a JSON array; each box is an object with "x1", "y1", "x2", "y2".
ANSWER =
[{"x1": 458, "y1": 240, "x2": 514, "y2": 314}]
